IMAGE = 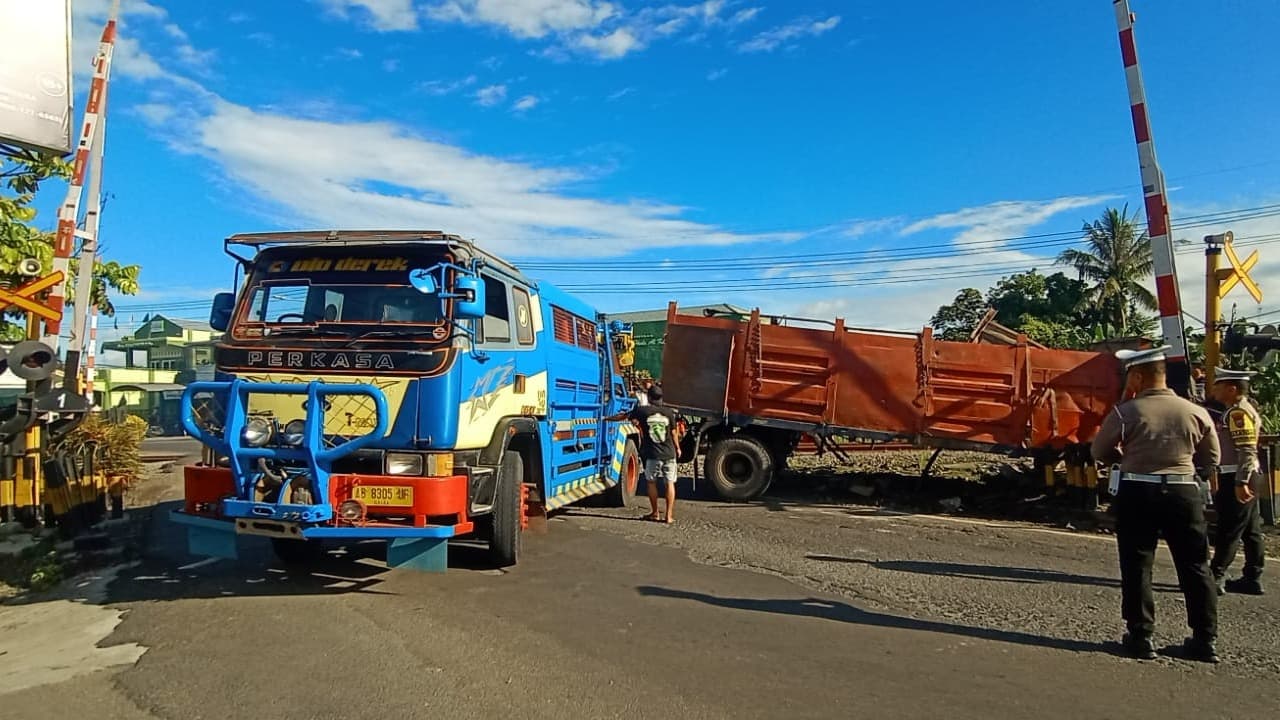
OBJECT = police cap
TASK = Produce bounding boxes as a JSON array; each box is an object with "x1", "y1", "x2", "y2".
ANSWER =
[
  {"x1": 1115, "y1": 344, "x2": 1172, "y2": 369},
  {"x1": 1212, "y1": 367, "x2": 1255, "y2": 384}
]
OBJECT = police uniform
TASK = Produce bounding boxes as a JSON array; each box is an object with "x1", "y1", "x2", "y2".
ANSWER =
[
  {"x1": 1209, "y1": 368, "x2": 1266, "y2": 595},
  {"x1": 1090, "y1": 346, "x2": 1221, "y2": 662}
]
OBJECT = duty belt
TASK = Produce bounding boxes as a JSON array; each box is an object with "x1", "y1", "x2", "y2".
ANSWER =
[{"x1": 1120, "y1": 472, "x2": 1199, "y2": 486}]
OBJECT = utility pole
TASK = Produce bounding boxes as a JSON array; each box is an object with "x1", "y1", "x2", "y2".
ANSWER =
[
  {"x1": 1113, "y1": 1, "x2": 1190, "y2": 395},
  {"x1": 1204, "y1": 234, "x2": 1225, "y2": 387}
]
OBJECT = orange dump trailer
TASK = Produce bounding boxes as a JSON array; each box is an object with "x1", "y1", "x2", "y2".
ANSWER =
[{"x1": 660, "y1": 303, "x2": 1123, "y2": 500}]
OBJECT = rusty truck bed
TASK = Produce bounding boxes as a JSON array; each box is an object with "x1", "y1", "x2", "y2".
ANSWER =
[{"x1": 660, "y1": 303, "x2": 1122, "y2": 452}]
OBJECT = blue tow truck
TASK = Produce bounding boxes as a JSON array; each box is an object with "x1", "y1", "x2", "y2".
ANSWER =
[{"x1": 174, "y1": 230, "x2": 641, "y2": 571}]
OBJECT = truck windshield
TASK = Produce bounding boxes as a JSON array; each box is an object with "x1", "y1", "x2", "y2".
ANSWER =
[
  {"x1": 245, "y1": 283, "x2": 442, "y2": 325},
  {"x1": 231, "y1": 247, "x2": 450, "y2": 337}
]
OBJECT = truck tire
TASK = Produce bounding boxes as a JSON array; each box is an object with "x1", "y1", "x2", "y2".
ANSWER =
[
  {"x1": 488, "y1": 451, "x2": 523, "y2": 568},
  {"x1": 705, "y1": 435, "x2": 774, "y2": 502},
  {"x1": 603, "y1": 440, "x2": 640, "y2": 508},
  {"x1": 271, "y1": 538, "x2": 325, "y2": 566}
]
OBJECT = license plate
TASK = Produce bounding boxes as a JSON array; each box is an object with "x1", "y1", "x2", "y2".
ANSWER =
[{"x1": 352, "y1": 485, "x2": 414, "y2": 507}]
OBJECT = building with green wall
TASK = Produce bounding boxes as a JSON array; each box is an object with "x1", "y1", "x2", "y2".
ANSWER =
[{"x1": 605, "y1": 304, "x2": 748, "y2": 380}]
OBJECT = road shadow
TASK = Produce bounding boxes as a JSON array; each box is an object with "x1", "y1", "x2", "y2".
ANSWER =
[
  {"x1": 805, "y1": 554, "x2": 1181, "y2": 592},
  {"x1": 1, "y1": 498, "x2": 515, "y2": 608},
  {"x1": 636, "y1": 585, "x2": 1120, "y2": 656}
]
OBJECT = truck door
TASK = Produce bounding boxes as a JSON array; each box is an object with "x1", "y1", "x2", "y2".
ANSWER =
[{"x1": 543, "y1": 306, "x2": 607, "y2": 509}]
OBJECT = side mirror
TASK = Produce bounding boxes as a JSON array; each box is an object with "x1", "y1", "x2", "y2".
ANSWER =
[
  {"x1": 453, "y1": 276, "x2": 485, "y2": 320},
  {"x1": 409, "y1": 268, "x2": 438, "y2": 294},
  {"x1": 210, "y1": 292, "x2": 236, "y2": 332}
]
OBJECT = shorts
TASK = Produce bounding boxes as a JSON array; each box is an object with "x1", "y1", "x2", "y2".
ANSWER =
[{"x1": 644, "y1": 458, "x2": 678, "y2": 486}]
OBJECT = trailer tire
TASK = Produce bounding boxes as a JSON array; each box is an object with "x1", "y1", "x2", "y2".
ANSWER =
[
  {"x1": 488, "y1": 451, "x2": 523, "y2": 568},
  {"x1": 602, "y1": 440, "x2": 640, "y2": 508},
  {"x1": 705, "y1": 435, "x2": 774, "y2": 501},
  {"x1": 271, "y1": 538, "x2": 325, "y2": 566}
]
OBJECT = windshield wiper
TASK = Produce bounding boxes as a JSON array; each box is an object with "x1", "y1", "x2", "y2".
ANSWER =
[
  {"x1": 262, "y1": 326, "x2": 350, "y2": 338},
  {"x1": 341, "y1": 327, "x2": 452, "y2": 349}
]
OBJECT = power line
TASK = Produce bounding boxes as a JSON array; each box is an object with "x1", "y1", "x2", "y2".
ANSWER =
[{"x1": 107, "y1": 203, "x2": 1280, "y2": 312}]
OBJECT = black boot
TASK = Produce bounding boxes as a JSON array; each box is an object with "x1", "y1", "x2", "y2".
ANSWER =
[
  {"x1": 1123, "y1": 632, "x2": 1157, "y2": 660},
  {"x1": 1225, "y1": 577, "x2": 1265, "y2": 596},
  {"x1": 1183, "y1": 635, "x2": 1220, "y2": 664},
  {"x1": 1213, "y1": 572, "x2": 1226, "y2": 596}
]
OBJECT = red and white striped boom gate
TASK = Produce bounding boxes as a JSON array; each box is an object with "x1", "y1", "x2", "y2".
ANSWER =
[
  {"x1": 46, "y1": 0, "x2": 120, "y2": 401},
  {"x1": 1113, "y1": 0, "x2": 1190, "y2": 395}
]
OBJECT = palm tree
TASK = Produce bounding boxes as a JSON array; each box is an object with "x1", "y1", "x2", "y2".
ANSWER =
[{"x1": 1056, "y1": 205, "x2": 1157, "y2": 334}]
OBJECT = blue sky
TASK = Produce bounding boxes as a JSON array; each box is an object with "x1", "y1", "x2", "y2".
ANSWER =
[{"x1": 32, "y1": 0, "x2": 1280, "y2": 345}]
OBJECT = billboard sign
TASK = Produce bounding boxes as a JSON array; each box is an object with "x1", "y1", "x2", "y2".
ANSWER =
[{"x1": 0, "y1": 0, "x2": 73, "y2": 155}]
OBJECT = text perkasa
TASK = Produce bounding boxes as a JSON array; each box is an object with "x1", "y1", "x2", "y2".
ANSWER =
[{"x1": 246, "y1": 350, "x2": 395, "y2": 371}]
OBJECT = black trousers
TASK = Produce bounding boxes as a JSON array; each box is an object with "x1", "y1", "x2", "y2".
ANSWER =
[
  {"x1": 1115, "y1": 482, "x2": 1218, "y2": 639},
  {"x1": 1211, "y1": 473, "x2": 1265, "y2": 581}
]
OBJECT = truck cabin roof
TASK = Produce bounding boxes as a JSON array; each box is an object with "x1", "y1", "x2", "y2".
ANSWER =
[{"x1": 224, "y1": 230, "x2": 531, "y2": 286}]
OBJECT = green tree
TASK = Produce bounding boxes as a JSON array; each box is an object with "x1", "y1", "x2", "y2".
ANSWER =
[
  {"x1": 1, "y1": 152, "x2": 140, "y2": 342},
  {"x1": 930, "y1": 287, "x2": 985, "y2": 341},
  {"x1": 931, "y1": 270, "x2": 1098, "y2": 349},
  {"x1": 1056, "y1": 205, "x2": 1156, "y2": 335}
]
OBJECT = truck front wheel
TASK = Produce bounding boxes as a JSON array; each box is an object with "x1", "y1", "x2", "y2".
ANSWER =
[
  {"x1": 488, "y1": 451, "x2": 524, "y2": 568},
  {"x1": 705, "y1": 436, "x2": 774, "y2": 502}
]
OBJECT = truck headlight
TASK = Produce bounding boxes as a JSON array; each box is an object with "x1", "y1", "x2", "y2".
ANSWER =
[
  {"x1": 385, "y1": 452, "x2": 423, "y2": 476},
  {"x1": 281, "y1": 419, "x2": 305, "y2": 446},
  {"x1": 242, "y1": 416, "x2": 272, "y2": 447}
]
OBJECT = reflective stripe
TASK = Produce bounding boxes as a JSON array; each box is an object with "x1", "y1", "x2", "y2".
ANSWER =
[
  {"x1": 1120, "y1": 472, "x2": 1199, "y2": 486},
  {"x1": 1219, "y1": 464, "x2": 1238, "y2": 473}
]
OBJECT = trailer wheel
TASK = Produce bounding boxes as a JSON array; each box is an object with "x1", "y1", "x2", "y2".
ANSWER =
[
  {"x1": 488, "y1": 451, "x2": 523, "y2": 568},
  {"x1": 705, "y1": 436, "x2": 774, "y2": 501},
  {"x1": 271, "y1": 538, "x2": 325, "y2": 566},
  {"x1": 603, "y1": 440, "x2": 640, "y2": 508}
]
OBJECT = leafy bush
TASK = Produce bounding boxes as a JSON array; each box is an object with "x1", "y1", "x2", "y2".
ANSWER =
[{"x1": 64, "y1": 413, "x2": 149, "y2": 482}]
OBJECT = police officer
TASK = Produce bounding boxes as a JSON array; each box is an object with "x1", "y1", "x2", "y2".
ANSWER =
[
  {"x1": 1091, "y1": 345, "x2": 1221, "y2": 663},
  {"x1": 1209, "y1": 367, "x2": 1266, "y2": 596}
]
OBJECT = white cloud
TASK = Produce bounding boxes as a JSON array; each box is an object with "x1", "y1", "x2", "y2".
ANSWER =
[
  {"x1": 335, "y1": 47, "x2": 364, "y2": 60},
  {"x1": 575, "y1": 28, "x2": 641, "y2": 59},
  {"x1": 706, "y1": 67, "x2": 728, "y2": 80},
  {"x1": 901, "y1": 195, "x2": 1112, "y2": 251},
  {"x1": 424, "y1": 0, "x2": 734, "y2": 60},
  {"x1": 607, "y1": 86, "x2": 635, "y2": 101},
  {"x1": 768, "y1": 196, "x2": 1118, "y2": 329},
  {"x1": 513, "y1": 94, "x2": 541, "y2": 112},
  {"x1": 730, "y1": 7, "x2": 762, "y2": 24},
  {"x1": 426, "y1": 0, "x2": 618, "y2": 39},
  {"x1": 228, "y1": 12, "x2": 251, "y2": 23},
  {"x1": 474, "y1": 84, "x2": 509, "y2": 106},
  {"x1": 72, "y1": 0, "x2": 212, "y2": 84},
  {"x1": 840, "y1": 217, "x2": 904, "y2": 238},
  {"x1": 317, "y1": 0, "x2": 419, "y2": 31},
  {"x1": 419, "y1": 74, "x2": 479, "y2": 95},
  {"x1": 133, "y1": 102, "x2": 175, "y2": 125},
  {"x1": 186, "y1": 100, "x2": 794, "y2": 257},
  {"x1": 739, "y1": 15, "x2": 840, "y2": 53}
]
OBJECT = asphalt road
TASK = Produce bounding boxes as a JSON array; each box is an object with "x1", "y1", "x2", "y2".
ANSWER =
[{"x1": 3, "y1": 446, "x2": 1278, "y2": 719}]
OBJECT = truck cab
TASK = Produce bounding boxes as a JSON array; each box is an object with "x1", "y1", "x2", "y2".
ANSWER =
[{"x1": 175, "y1": 231, "x2": 639, "y2": 571}]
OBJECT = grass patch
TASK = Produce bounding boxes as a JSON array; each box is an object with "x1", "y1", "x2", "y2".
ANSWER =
[{"x1": 0, "y1": 536, "x2": 68, "y2": 592}]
